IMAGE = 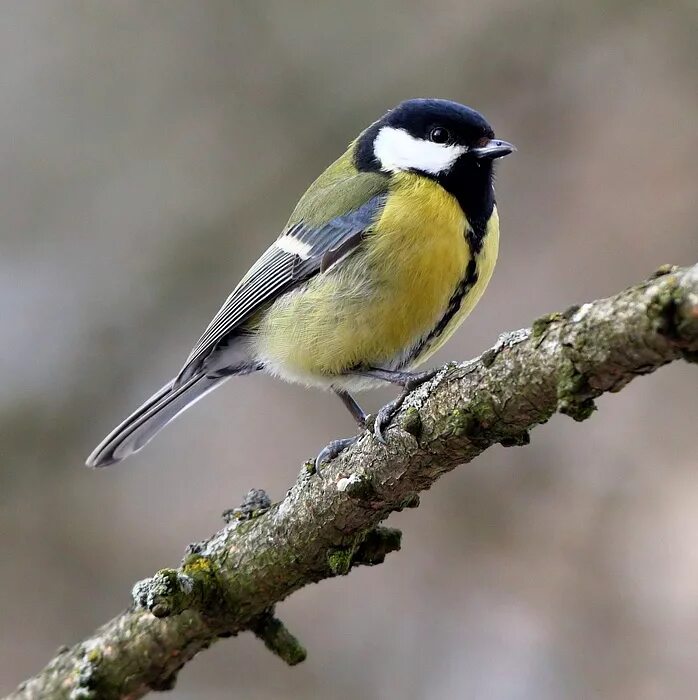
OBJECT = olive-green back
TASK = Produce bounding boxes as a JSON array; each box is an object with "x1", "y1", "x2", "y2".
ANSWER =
[{"x1": 285, "y1": 142, "x2": 388, "y2": 228}]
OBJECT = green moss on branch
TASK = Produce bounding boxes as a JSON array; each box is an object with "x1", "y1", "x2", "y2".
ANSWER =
[{"x1": 10, "y1": 263, "x2": 698, "y2": 700}]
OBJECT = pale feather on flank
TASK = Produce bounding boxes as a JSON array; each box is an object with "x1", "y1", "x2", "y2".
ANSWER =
[
  {"x1": 373, "y1": 126, "x2": 467, "y2": 176},
  {"x1": 276, "y1": 234, "x2": 312, "y2": 258}
]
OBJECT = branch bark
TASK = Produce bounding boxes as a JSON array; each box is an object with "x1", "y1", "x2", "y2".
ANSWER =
[{"x1": 9, "y1": 264, "x2": 698, "y2": 700}]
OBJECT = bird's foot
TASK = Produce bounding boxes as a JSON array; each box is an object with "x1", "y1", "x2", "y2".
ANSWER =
[
  {"x1": 373, "y1": 368, "x2": 439, "y2": 443},
  {"x1": 315, "y1": 436, "x2": 359, "y2": 476},
  {"x1": 402, "y1": 368, "x2": 440, "y2": 391}
]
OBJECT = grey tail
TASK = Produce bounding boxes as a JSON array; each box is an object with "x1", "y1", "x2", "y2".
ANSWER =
[{"x1": 86, "y1": 372, "x2": 228, "y2": 467}]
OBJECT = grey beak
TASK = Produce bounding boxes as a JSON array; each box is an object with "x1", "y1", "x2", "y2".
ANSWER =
[{"x1": 470, "y1": 139, "x2": 516, "y2": 159}]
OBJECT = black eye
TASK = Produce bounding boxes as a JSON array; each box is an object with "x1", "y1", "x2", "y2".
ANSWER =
[{"x1": 429, "y1": 127, "x2": 450, "y2": 144}]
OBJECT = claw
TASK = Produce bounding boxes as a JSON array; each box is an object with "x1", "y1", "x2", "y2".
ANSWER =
[
  {"x1": 372, "y1": 368, "x2": 439, "y2": 444},
  {"x1": 373, "y1": 397, "x2": 403, "y2": 443},
  {"x1": 314, "y1": 436, "x2": 359, "y2": 476}
]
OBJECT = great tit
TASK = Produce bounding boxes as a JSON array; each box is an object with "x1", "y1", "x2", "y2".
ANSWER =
[{"x1": 87, "y1": 98, "x2": 514, "y2": 469}]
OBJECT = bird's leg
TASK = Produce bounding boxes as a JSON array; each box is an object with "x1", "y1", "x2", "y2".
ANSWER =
[
  {"x1": 358, "y1": 367, "x2": 440, "y2": 443},
  {"x1": 335, "y1": 388, "x2": 368, "y2": 426},
  {"x1": 315, "y1": 389, "x2": 368, "y2": 474}
]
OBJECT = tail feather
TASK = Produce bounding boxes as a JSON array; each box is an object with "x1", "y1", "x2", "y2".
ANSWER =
[{"x1": 86, "y1": 372, "x2": 227, "y2": 467}]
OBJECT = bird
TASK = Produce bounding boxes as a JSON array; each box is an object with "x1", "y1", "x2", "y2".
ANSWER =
[{"x1": 86, "y1": 98, "x2": 514, "y2": 470}]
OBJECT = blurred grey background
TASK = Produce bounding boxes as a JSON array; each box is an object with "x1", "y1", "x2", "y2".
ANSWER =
[{"x1": 1, "y1": 2, "x2": 696, "y2": 698}]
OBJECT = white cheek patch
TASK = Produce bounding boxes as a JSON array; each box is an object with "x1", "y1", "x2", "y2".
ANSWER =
[{"x1": 373, "y1": 126, "x2": 467, "y2": 175}]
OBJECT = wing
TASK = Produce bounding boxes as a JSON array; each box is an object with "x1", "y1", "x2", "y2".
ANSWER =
[{"x1": 175, "y1": 192, "x2": 387, "y2": 384}]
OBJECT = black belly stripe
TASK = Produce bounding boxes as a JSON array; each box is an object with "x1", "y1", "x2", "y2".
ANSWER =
[
  {"x1": 405, "y1": 256, "x2": 479, "y2": 365},
  {"x1": 466, "y1": 217, "x2": 488, "y2": 255}
]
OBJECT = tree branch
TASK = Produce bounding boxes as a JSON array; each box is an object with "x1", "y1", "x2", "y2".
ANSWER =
[{"x1": 10, "y1": 264, "x2": 698, "y2": 700}]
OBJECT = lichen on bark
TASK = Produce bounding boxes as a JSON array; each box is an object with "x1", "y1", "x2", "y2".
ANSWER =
[{"x1": 9, "y1": 264, "x2": 698, "y2": 700}]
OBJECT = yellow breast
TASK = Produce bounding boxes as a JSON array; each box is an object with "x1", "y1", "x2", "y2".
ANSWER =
[
  {"x1": 254, "y1": 173, "x2": 498, "y2": 386},
  {"x1": 362, "y1": 173, "x2": 471, "y2": 360},
  {"x1": 411, "y1": 205, "x2": 499, "y2": 366}
]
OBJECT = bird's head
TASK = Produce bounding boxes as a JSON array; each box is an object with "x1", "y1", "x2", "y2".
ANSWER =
[{"x1": 355, "y1": 98, "x2": 514, "y2": 179}]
